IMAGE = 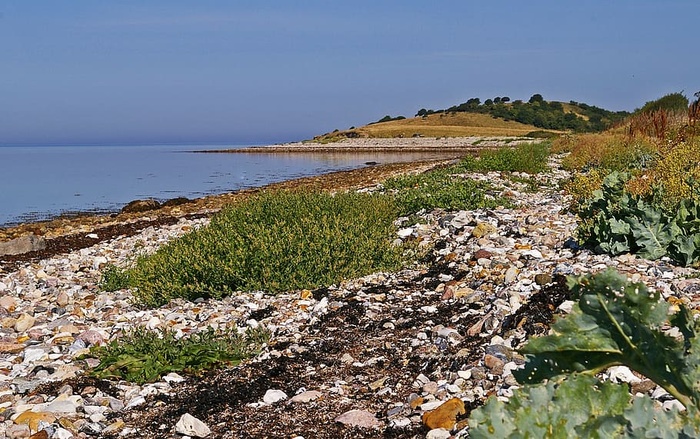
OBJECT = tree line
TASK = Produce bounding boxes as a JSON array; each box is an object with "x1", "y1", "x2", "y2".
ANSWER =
[{"x1": 415, "y1": 94, "x2": 631, "y2": 132}]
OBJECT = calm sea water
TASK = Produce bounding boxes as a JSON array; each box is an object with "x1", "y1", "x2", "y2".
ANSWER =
[{"x1": 0, "y1": 144, "x2": 447, "y2": 226}]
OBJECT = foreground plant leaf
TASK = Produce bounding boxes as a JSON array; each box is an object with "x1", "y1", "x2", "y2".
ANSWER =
[
  {"x1": 514, "y1": 269, "x2": 698, "y2": 409},
  {"x1": 469, "y1": 374, "x2": 630, "y2": 438}
]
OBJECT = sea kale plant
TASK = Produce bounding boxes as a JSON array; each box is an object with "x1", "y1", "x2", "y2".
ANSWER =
[
  {"x1": 469, "y1": 269, "x2": 700, "y2": 437},
  {"x1": 576, "y1": 171, "x2": 700, "y2": 266}
]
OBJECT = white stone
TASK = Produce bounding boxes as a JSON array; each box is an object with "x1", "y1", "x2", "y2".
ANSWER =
[
  {"x1": 457, "y1": 370, "x2": 472, "y2": 380},
  {"x1": 426, "y1": 428, "x2": 452, "y2": 439},
  {"x1": 607, "y1": 366, "x2": 641, "y2": 384},
  {"x1": 125, "y1": 395, "x2": 146, "y2": 409},
  {"x1": 290, "y1": 390, "x2": 322, "y2": 403},
  {"x1": 420, "y1": 400, "x2": 444, "y2": 411},
  {"x1": 263, "y1": 389, "x2": 288, "y2": 405},
  {"x1": 54, "y1": 428, "x2": 74, "y2": 439},
  {"x1": 397, "y1": 228, "x2": 414, "y2": 239},
  {"x1": 522, "y1": 249, "x2": 543, "y2": 259},
  {"x1": 23, "y1": 347, "x2": 48, "y2": 363},
  {"x1": 163, "y1": 372, "x2": 186, "y2": 383},
  {"x1": 175, "y1": 413, "x2": 211, "y2": 438}
]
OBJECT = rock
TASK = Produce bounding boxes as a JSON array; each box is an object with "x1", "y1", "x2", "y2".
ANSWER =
[
  {"x1": 504, "y1": 266, "x2": 519, "y2": 284},
  {"x1": 14, "y1": 314, "x2": 36, "y2": 333},
  {"x1": 52, "y1": 428, "x2": 74, "y2": 439},
  {"x1": 290, "y1": 390, "x2": 322, "y2": 403},
  {"x1": 483, "y1": 354, "x2": 505, "y2": 375},
  {"x1": 28, "y1": 430, "x2": 49, "y2": 439},
  {"x1": 120, "y1": 199, "x2": 161, "y2": 214},
  {"x1": 14, "y1": 411, "x2": 57, "y2": 431},
  {"x1": 175, "y1": 413, "x2": 211, "y2": 438},
  {"x1": 162, "y1": 197, "x2": 192, "y2": 207},
  {"x1": 6, "y1": 423, "x2": 31, "y2": 439},
  {"x1": 76, "y1": 330, "x2": 105, "y2": 347},
  {"x1": 103, "y1": 419, "x2": 125, "y2": 434},
  {"x1": 534, "y1": 273, "x2": 552, "y2": 285},
  {"x1": 0, "y1": 235, "x2": 46, "y2": 256},
  {"x1": 422, "y1": 398, "x2": 466, "y2": 430},
  {"x1": 472, "y1": 223, "x2": 497, "y2": 239},
  {"x1": 473, "y1": 249, "x2": 493, "y2": 260},
  {"x1": 397, "y1": 228, "x2": 414, "y2": 239},
  {"x1": 0, "y1": 295, "x2": 17, "y2": 312},
  {"x1": 335, "y1": 410, "x2": 381, "y2": 428},
  {"x1": 0, "y1": 341, "x2": 25, "y2": 354},
  {"x1": 262, "y1": 389, "x2": 288, "y2": 405},
  {"x1": 426, "y1": 428, "x2": 452, "y2": 439}
]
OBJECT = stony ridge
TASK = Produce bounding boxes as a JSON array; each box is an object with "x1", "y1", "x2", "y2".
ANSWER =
[{"x1": 2, "y1": 155, "x2": 699, "y2": 438}]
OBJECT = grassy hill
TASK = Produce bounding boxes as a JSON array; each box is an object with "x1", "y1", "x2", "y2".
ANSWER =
[
  {"x1": 313, "y1": 94, "x2": 629, "y2": 142},
  {"x1": 314, "y1": 112, "x2": 545, "y2": 142}
]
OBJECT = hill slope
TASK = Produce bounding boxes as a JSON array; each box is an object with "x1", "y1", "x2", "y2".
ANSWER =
[{"x1": 315, "y1": 112, "x2": 543, "y2": 142}]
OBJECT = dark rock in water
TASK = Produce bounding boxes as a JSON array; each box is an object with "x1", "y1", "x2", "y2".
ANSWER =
[
  {"x1": 162, "y1": 197, "x2": 193, "y2": 208},
  {"x1": 121, "y1": 199, "x2": 161, "y2": 214},
  {"x1": 0, "y1": 235, "x2": 46, "y2": 256},
  {"x1": 365, "y1": 161, "x2": 379, "y2": 166}
]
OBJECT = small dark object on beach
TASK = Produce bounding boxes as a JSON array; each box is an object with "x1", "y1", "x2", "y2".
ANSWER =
[
  {"x1": 121, "y1": 199, "x2": 161, "y2": 214},
  {"x1": 162, "y1": 197, "x2": 193, "y2": 208},
  {"x1": 365, "y1": 161, "x2": 379, "y2": 166},
  {"x1": 501, "y1": 274, "x2": 571, "y2": 337}
]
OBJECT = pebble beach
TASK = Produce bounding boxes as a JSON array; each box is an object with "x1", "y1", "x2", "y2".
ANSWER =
[{"x1": 1, "y1": 140, "x2": 698, "y2": 438}]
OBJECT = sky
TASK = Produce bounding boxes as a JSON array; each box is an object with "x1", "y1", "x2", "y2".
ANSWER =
[{"x1": 1, "y1": 1, "x2": 698, "y2": 146}]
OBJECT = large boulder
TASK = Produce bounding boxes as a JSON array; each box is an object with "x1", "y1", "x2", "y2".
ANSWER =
[
  {"x1": 121, "y1": 199, "x2": 161, "y2": 214},
  {"x1": 0, "y1": 235, "x2": 46, "y2": 256}
]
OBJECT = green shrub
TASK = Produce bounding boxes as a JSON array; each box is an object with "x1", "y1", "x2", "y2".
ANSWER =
[
  {"x1": 469, "y1": 269, "x2": 700, "y2": 437},
  {"x1": 118, "y1": 191, "x2": 408, "y2": 307},
  {"x1": 100, "y1": 264, "x2": 131, "y2": 292},
  {"x1": 85, "y1": 326, "x2": 269, "y2": 384},
  {"x1": 384, "y1": 167, "x2": 509, "y2": 215},
  {"x1": 456, "y1": 141, "x2": 551, "y2": 174}
]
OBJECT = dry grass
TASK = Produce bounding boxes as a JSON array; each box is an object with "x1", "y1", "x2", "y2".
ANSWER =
[
  {"x1": 560, "y1": 103, "x2": 591, "y2": 121},
  {"x1": 320, "y1": 113, "x2": 545, "y2": 141}
]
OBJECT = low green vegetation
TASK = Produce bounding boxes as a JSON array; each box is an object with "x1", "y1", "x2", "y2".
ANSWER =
[
  {"x1": 469, "y1": 269, "x2": 700, "y2": 437},
  {"x1": 103, "y1": 191, "x2": 408, "y2": 307},
  {"x1": 455, "y1": 141, "x2": 551, "y2": 174},
  {"x1": 85, "y1": 326, "x2": 269, "y2": 384},
  {"x1": 383, "y1": 167, "x2": 509, "y2": 216},
  {"x1": 103, "y1": 145, "x2": 533, "y2": 307}
]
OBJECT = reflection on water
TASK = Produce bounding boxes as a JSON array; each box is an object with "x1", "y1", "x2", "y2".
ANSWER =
[{"x1": 0, "y1": 145, "x2": 459, "y2": 226}]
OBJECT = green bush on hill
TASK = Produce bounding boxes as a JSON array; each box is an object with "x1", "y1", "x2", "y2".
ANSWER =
[{"x1": 425, "y1": 94, "x2": 629, "y2": 132}]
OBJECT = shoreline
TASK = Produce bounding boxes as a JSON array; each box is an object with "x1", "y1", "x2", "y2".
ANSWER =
[
  {"x1": 0, "y1": 156, "x2": 458, "y2": 272},
  {"x1": 2, "y1": 153, "x2": 694, "y2": 437},
  {"x1": 196, "y1": 136, "x2": 536, "y2": 153}
]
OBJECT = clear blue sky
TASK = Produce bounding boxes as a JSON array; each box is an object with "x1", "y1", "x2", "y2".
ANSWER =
[{"x1": 1, "y1": 1, "x2": 698, "y2": 145}]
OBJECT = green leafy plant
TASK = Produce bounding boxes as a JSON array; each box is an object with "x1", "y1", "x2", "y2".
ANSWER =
[
  {"x1": 584, "y1": 174, "x2": 700, "y2": 264},
  {"x1": 576, "y1": 171, "x2": 700, "y2": 265},
  {"x1": 469, "y1": 269, "x2": 700, "y2": 437},
  {"x1": 85, "y1": 326, "x2": 269, "y2": 384}
]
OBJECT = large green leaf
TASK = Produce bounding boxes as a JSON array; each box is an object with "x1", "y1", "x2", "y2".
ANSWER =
[
  {"x1": 626, "y1": 208, "x2": 672, "y2": 260},
  {"x1": 469, "y1": 374, "x2": 630, "y2": 438},
  {"x1": 515, "y1": 270, "x2": 696, "y2": 408}
]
